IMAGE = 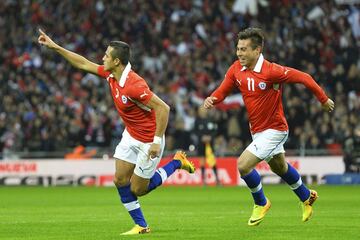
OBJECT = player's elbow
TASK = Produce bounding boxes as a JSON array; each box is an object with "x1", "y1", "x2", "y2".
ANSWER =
[
  {"x1": 77, "y1": 58, "x2": 97, "y2": 73},
  {"x1": 301, "y1": 72, "x2": 315, "y2": 83},
  {"x1": 70, "y1": 61, "x2": 88, "y2": 72},
  {"x1": 153, "y1": 101, "x2": 170, "y2": 119},
  {"x1": 164, "y1": 103, "x2": 170, "y2": 113},
  {"x1": 159, "y1": 102, "x2": 170, "y2": 115},
  {"x1": 79, "y1": 63, "x2": 93, "y2": 73}
]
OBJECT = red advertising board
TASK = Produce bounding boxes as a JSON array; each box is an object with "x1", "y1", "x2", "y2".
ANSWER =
[
  {"x1": 159, "y1": 156, "x2": 239, "y2": 186},
  {"x1": 0, "y1": 156, "x2": 344, "y2": 186}
]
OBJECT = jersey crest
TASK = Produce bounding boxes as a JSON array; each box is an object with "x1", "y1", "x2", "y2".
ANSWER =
[
  {"x1": 258, "y1": 82, "x2": 266, "y2": 90},
  {"x1": 121, "y1": 95, "x2": 128, "y2": 104}
]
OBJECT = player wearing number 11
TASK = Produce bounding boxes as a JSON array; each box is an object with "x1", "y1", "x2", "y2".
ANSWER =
[{"x1": 204, "y1": 28, "x2": 334, "y2": 226}]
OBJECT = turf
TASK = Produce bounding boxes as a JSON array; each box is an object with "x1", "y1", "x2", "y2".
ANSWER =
[{"x1": 0, "y1": 185, "x2": 359, "y2": 240}]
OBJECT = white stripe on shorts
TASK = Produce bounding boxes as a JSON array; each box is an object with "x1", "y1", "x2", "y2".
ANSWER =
[{"x1": 123, "y1": 200, "x2": 140, "y2": 211}]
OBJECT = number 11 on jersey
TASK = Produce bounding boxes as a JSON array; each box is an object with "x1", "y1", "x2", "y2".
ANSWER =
[{"x1": 247, "y1": 77, "x2": 255, "y2": 91}]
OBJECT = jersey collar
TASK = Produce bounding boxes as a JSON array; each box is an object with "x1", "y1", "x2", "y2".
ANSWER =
[
  {"x1": 240, "y1": 54, "x2": 264, "y2": 73},
  {"x1": 119, "y1": 62, "x2": 131, "y2": 87}
]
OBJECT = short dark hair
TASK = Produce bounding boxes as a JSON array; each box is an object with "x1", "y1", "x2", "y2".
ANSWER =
[
  {"x1": 109, "y1": 41, "x2": 130, "y2": 65},
  {"x1": 237, "y1": 28, "x2": 264, "y2": 51}
]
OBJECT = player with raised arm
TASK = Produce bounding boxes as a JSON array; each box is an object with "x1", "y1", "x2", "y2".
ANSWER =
[
  {"x1": 204, "y1": 28, "x2": 334, "y2": 226},
  {"x1": 38, "y1": 29, "x2": 195, "y2": 235}
]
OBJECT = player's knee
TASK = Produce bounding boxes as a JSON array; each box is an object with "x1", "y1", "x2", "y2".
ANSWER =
[
  {"x1": 130, "y1": 184, "x2": 147, "y2": 196},
  {"x1": 113, "y1": 175, "x2": 130, "y2": 187},
  {"x1": 237, "y1": 158, "x2": 251, "y2": 176},
  {"x1": 270, "y1": 162, "x2": 287, "y2": 175}
]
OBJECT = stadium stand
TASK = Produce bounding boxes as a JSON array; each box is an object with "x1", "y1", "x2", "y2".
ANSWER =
[{"x1": 0, "y1": 0, "x2": 359, "y2": 160}]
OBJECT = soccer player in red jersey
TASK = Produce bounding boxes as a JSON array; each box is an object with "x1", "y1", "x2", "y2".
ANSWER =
[
  {"x1": 38, "y1": 29, "x2": 195, "y2": 235},
  {"x1": 204, "y1": 28, "x2": 334, "y2": 226}
]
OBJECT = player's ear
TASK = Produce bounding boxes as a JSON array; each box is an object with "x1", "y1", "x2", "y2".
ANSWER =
[{"x1": 114, "y1": 58, "x2": 121, "y2": 66}]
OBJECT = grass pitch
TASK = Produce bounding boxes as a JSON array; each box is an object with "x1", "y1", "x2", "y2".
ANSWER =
[{"x1": 0, "y1": 185, "x2": 359, "y2": 240}]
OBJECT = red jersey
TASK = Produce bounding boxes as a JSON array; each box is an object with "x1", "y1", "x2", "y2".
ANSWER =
[
  {"x1": 97, "y1": 64, "x2": 155, "y2": 142},
  {"x1": 211, "y1": 54, "x2": 328, "y2": 134}
]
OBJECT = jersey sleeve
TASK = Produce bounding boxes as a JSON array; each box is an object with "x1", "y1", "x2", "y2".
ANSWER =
[
  {"x1": 127, "y1": 81, "x2": 154, "y2": 105},
  {"x1": 211, "y1": 64, "x2": 236, "y2": 104},
  {"x1": 269, "y1": 63, "x2": 329, "y2": 104},
  {"x1": 97, "y1": 65, "x2": 111, "y2": 80}
]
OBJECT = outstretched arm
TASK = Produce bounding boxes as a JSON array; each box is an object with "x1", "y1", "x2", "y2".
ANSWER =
[
  {"x1": 38, "y1": 29, "x2": 99, "y2": 74},
  {"x1": 204, "y1": 65, "x2": 236, "y2": 109},
  {"x1": 271, "y1": 63, "x2": 335, "y2": 112}
]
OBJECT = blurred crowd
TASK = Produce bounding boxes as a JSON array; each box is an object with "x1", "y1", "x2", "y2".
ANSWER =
[{"x1": 0, "y1": 0, "x2": 359, "y2": 158}]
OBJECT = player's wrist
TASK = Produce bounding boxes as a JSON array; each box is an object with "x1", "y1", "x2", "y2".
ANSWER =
[{"x1": 153, "y1": 136, "x2": 162, "y2": 144}]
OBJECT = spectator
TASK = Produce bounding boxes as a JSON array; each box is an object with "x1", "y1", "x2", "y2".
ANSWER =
[{"x1": 343, "y1": 125, "x2": 360, "y2": 173}]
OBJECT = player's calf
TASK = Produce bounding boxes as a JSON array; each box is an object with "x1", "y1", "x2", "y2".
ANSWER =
[
  {"x1": 130, "y1": 175, "x2": 151, "y2": 196},
  {"x1": 130, "y1": 184, "x2": 148, "y2": 196}
]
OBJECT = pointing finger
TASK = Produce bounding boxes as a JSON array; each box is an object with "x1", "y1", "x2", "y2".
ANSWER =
[{"x1": 38, "y1": 28, "x2": 46, "y2": 35}]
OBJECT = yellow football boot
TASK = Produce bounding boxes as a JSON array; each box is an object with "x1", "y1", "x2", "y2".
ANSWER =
[
  {"x1": 174, "y1": 151, "x2": 195, "y2": 173},
  {"x1": 120, "y1": 224, "x2": 150, "y2": 235},
  {"x1": 248, "y1": 198, "x2": 271, "y2": 226},
  {"x1": 302, "y1": 190, "x2": 318, "y2": 222}
]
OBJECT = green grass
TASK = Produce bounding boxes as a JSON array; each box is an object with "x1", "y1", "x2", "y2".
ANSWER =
[{"x1": 0, "y1": 185, "x2": 359, "y2": 239}]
